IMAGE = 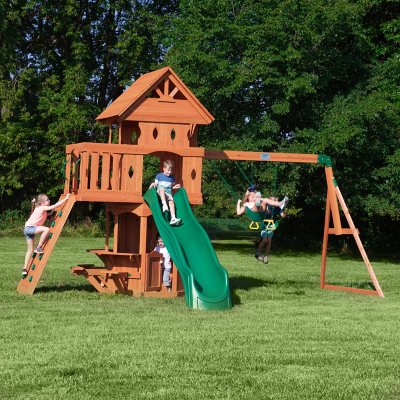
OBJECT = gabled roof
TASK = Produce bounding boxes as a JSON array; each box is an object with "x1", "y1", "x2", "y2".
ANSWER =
[{"x1": 96, "y1": 66, "x2": 214, "y2": 125}]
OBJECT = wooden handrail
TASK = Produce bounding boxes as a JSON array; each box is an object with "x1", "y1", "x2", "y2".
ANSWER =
[{"x1": 66, "y1": 142, "x2": 205, "y2": 157}]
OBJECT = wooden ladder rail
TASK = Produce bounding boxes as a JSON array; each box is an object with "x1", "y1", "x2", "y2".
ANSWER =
[{"x1": 17, "y1": 194, "x2": 76, "y2": 295}]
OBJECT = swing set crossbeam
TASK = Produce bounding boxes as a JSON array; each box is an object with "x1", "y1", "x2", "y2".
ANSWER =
[
  {"x1": 206, "y1": 149, "x2": 384, "y2": 298},
  {"x1": 205, "y1": 150, "x2": 319, "y2": 164}
]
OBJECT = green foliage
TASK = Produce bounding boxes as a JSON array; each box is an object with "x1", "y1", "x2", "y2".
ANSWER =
[
  {"x1": 0, "y1": 0, "x2": 178, "y2": 209},
  {"x1": 0, "y1": 0, "x2": 399, "y2": 249},
  {"x1": 165, "y1": 0, "x2": 400, "y2": 248}
]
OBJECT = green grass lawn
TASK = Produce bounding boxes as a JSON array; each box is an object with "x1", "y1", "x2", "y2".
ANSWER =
[{"x1": 0, "y1": 236, "x2": 399, "y2": 400}]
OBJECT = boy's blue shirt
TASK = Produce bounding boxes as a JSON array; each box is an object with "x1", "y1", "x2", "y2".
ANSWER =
[
  {"x1": 155, "y1": 173, "x2": 175, "y2": 192},
  {"x1": 155, "y1": 173, "x2": 175, "y2": 185}
]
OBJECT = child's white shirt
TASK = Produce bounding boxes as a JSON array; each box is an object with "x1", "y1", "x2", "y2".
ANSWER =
[
  {"x1": 244, "y1": 201, "x2": 256, "y2": 209},
  {"x1": 154, "y1": 245, "x2": 172, "y2": 269}
]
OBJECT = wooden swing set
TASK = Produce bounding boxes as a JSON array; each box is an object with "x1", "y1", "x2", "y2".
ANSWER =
[
  {"x1": 17, "y1": 65, "x2": 383, "y2": 301},
  {"x1": 206, "y1": 150, "x2": 384, "y2": 298}
]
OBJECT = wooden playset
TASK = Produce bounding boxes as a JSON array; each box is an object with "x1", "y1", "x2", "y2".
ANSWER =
[{"x1": 17, "y1": 66, "x2": 383, "y2": 307}]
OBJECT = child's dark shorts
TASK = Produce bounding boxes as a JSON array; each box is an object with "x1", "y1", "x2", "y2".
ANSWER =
[{"x1": 261, "y1": 229, "x2": 274, "y2": 239}]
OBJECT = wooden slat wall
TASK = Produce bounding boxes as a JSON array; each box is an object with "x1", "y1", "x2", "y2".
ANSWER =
[
  {"x1": 136, "y1": 122, "x2": 191, "y2": 148},
  {"x1": 182, "y1": 156, "x2": 202, "y2": 198}
]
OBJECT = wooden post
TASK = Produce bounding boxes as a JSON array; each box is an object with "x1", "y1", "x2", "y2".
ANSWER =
[
  {"x1": 64, "y1": 153, "x2": 71, "y2": 194},
  {"x1": 325, "y1": 167, "x2": 342, "y2": 234},
  {"x1": 105, "y1": 210, "x2": 110, "y2": 251},
  {"x1": 139, "y1": 216, "x2": 147, "y2": 255},
  {"x1": 113, "y1": 213, "x2": 119, "y2": 253},
  {"x1": 320, "y1": 196, "x2": 331, "y2": 289},
  {"x1": 108, "y1": 125, "x2": 112, "y2": 144}
]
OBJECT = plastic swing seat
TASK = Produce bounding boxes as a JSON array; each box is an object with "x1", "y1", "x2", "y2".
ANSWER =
[
  {"x1": 245, "y1": 207, "x2": 265, "y2": 230},
  {"x1": 244, "y1": 208, "x2": 279, "y2": 231}
]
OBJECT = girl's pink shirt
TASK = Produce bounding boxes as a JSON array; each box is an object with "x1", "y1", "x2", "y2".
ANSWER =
[{"x1": 25, "y1": 206, "x2": 47, "y2": 227}]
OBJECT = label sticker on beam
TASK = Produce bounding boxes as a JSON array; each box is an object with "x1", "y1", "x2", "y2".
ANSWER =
[{"x1": 261, "y1": 153, "x2": 270, "y2": 161}]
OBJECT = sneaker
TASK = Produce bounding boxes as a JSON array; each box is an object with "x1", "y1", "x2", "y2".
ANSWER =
[
  {"x1": 170, "y1": 217, "x2": 181, "y2": 226},
  {"x1": 255, "y1": 253, "x2": 263, "y2": 261},
  {"x1": 34, "y1": 246, "x2": 44, "y2": 254},
  {"x1": 263, "y1": 256, "x2": 269, "y2": 264},
  {"x1": 22, "y1": 269, "x2": 28, "y2": 278},
  {"x1": 162, "y1": 204, "x2": 168, "y2": 212},
  {"x1": 279, "y1": 196, "x2": 289, "y2": 210}
]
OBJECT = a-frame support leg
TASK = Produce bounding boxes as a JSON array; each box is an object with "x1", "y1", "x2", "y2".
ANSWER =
[
  {"x1": 333, "y1": 183, "x2": 384, "y2": 297},
  {"x1": 320, "y1": 170, "x2": 384, "y2": 298},
  {"x1": 320, "y1": 196, "x2": 330, "y2": 289}
]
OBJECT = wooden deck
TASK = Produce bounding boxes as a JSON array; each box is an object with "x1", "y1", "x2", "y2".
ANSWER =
[{"x1": 64, "y1": 142, "x2": 204, "y2": 203}]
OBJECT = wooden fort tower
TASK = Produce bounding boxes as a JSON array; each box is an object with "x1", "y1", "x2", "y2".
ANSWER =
[{"x1": 18, "y1": 66, "x2": 214, "y2": 297}]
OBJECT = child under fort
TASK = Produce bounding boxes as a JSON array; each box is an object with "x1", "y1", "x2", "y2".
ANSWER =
[{"x1": 154, "y1": 236, "x2": 172, "y2": 291}]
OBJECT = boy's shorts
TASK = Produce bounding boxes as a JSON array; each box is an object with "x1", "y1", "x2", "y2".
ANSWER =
[
  {"x1": 261, "y1": 229, "x2": 274, "y2": 239},
  {"x1": 24, "y1": 226, "x2": 37, "y2": 240},
  {"x1": 157, "y1": 187, "x2": 173, "y2": 201}
]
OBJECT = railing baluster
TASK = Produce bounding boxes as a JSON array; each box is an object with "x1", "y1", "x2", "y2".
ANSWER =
[
  {"x1": 90, "y1": 152, "x2": 99, "y2": 190},
  {"x1": 80, "y1": 152, "x2": 89, "y2": 190},
  {"x1": 101, "y1": 153, "x2": 111, "y2": 190},
  {"x1": 72, "y1": 153, "x2": 80, "y2": 192},
  {"x1": 64, "y1": 153, "x2": 72, "y2": 194},
  {"x1": 111, "y1": 153, "x2": 121, "y2": 190}
]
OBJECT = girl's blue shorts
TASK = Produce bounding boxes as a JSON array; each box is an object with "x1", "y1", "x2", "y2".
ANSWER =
[{"x1": 24, "y1": 226, "x2": 37, "y2": 240}]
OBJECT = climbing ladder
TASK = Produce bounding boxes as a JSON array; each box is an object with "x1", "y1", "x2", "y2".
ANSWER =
[{"x1": 17, "y1": 194, "x2": 76, "y2": 295}]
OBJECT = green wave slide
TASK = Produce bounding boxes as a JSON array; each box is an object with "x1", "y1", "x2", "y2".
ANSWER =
[{"x1": 143, "y1": 188, "x2": 232, "y2": 311}]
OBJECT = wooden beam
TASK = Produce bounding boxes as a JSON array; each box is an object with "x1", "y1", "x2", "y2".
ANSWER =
[
  {"x1": 328, "y1": 228, "x2": 359, "y2": 235},
  {"x1": 155, "y1": 87, "x2": 163, "y2": 97},
  {"x1": 323, "y1": 285, "x2": 381, "y2": 297},
  {"x1": 204, "y1": 150, "x2": 319, "y2": 163},
  {"x1": 66, "y1": 142, "x2": 205, "y2": 158},
  {"x1": 169, "y1": 87, "x2": 179, "y2": 98},
  {"x1": 164, "y1": 78, "x2": 169, "y2": 96},
  {"x1": 325, "y1": 167, "x2": 342, "y2": 234}
]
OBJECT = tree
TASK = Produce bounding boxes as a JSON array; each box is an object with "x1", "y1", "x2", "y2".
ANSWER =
[
  {"x1": 165, "y1": 0, "x2": 400, "y2": 249},
  {"x1": 0, "y1": 0, "x2": 179, "y2": 210}
]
